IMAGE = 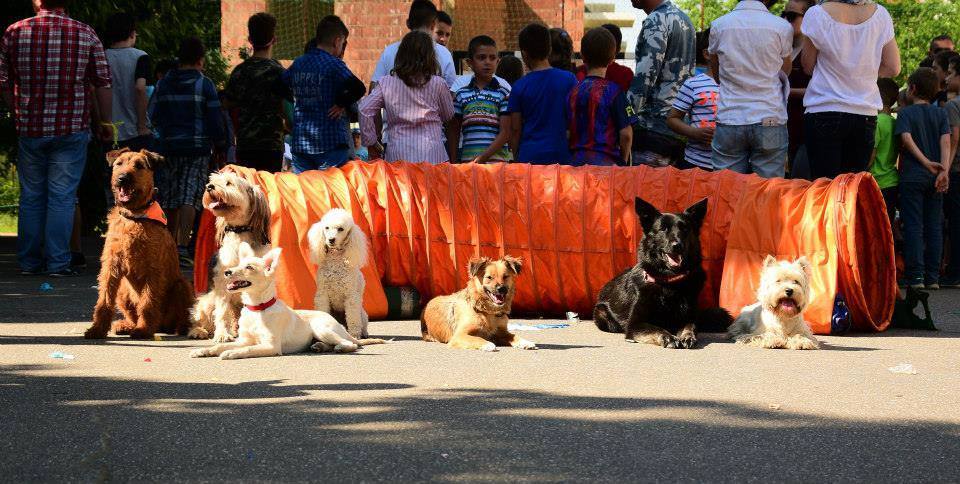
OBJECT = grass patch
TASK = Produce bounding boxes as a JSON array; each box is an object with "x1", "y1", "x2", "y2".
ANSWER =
[
  {"x1": 0, "y1": 155, "x2": 17, "y2": 234},
  {"x1": 0, "y1": 212, "x2": 15, "y2": 234}
]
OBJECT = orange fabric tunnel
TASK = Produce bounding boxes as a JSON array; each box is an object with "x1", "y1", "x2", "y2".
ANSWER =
[{"x1": 194, "y1": 161, "x2": 895, "y2": 335}]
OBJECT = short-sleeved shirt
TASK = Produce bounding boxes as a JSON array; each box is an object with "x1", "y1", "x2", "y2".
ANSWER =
[
  {"x1": 507, "y1": 68, "x2": 578, "y2": 164},
  {"x1": 371, "y1": 39, "x2": 457, "y2": 87},
  {"x1": 283, "y1": 48, "x2": 354, "y2": 154},
  {"x1": 708, "y1": 0, "x2": 792, "y2": 125},
  {"x1": 226, "y1": 56, "x2": 291, "y2": 153},
  {"x1": 0, "y1": 8, "x2": 111, "y2": 137},
  {"x1": 801, "y1": 4, "x2": 895, "y2": 116},
  {"x1": 575, "y1": 62, "x2": 633, "y2": 93},
  {"x1": 671, "y1": 73, "x2": 719, "y2": 169},
  {"x1": 106, "y1": 47, "x2": 151, "y2": 142},
  {"x1": 567, "y1": 76, "x2": 638, "y2": 166},
  {"x1": 453, "y1": 77, "x2": 512, "y2": 161},
  {"x1": 870, "y1": 112, "x2": 898, "y2": 189},
  {"x1": 944, "y1": 99, "x2": 960, "y2": 173},
  {"x1": 895, "y1": 104, "x2": 950, "y2": 184}
]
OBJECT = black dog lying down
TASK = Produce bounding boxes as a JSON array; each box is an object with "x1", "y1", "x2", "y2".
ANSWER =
[{"x1": 593, "y1": 197, "x2": 732, "y2": 349}]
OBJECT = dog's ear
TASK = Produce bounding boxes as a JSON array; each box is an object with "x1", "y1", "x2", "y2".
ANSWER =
[
  {"x1": 683, "y1": 198, "x2": 709, "y2": 227},
  {"x1": 263, "y1": 247, "x2": 282, "y2": 276},
  {"x1": 307, "y1": 221, "x2": 327, "y2": 266},
  {"x1": 237, "y1": 241, "x2": 256, "y2": 260},
  {"x1": 343, "y1": 224, "x2": 369, "y2": 269},
  {"x1": 139, "y1": 150, "x2": 164, "y2": 171},
  {"x1": 763, "y1": 255, "x2": 778, "y2": 269},
  {"x1": 468, "y1": 257, "x2": 490, "y2": 279},
  {"x1": 634, "y1": 197, "x2": 660, "y2": 233},
  {"x1": 503, "y1": 256, "x2": 522, "y2": 276},
  {"x1": 105, "y1": 148, "x2": 130, "y2": 165},
  {"x1": 794, "y1": 256, "x2": 812, "y2": 279}
]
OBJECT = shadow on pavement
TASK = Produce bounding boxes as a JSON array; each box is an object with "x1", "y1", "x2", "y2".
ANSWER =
[{"x1": 1, "y1": 364, "x2": 957, "y2": 481}]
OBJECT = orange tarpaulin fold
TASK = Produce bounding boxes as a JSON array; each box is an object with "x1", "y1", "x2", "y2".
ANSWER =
[{"x1": 194, "y1": 162, "x2": 894, "y2": 334}]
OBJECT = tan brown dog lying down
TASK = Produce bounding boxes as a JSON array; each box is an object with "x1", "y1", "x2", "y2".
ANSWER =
[{"x1": 420, "y1": 256, "x2": 536, "y2": 351}]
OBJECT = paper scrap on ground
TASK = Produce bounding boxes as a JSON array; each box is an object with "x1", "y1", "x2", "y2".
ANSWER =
[
  {"x1": 888, "y1": 363, "x2": 917, "y2": 374},
  {"x1": 49, "y1": 351, "x2": 75, "y2": 360},
  {"x1": 508, "y1": 323, "x2": 571, "y2": 331}
]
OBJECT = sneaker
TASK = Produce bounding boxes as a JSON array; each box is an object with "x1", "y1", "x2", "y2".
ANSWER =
[
  {"x1": 20, "y1": 268, "x2": 44, "y2": 276},
  {"x1": 926, "y1": 283, "x2": 940, "y2": 291},
  {"x1": 940, "y1": 277, "x2": 960, "y2": 289},
  {"x1": 71, "y1": 252, "x2": 86, "y2": 268},
  {"x1": 48, "y1": 268, "x2": 81, "y2": 277},
  {"x1": 908, "y1": 283, "x2": 926, "y2": 291}
]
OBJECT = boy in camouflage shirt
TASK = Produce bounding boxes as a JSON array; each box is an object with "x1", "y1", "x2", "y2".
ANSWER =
[{"x1": 224, "y1": 13, "x2": 292, "y2": 172}]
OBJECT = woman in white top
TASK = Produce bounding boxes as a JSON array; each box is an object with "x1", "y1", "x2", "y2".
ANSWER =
[{"x1": 800, "y1": 0, "x2": 901, "y2": 179}]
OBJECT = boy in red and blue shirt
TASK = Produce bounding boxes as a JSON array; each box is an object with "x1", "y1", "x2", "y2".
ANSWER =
[{"x1": 566, "y1": 27, "x2": 637, "y2": 166}]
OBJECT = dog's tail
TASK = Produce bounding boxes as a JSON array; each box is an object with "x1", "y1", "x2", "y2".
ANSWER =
[
  {"x1": 696, "y1": 307, "x2": 734, "y2": 333},
  {"x1": 593, "y1": 302, "x2": 625, "y2": 333},
  {"x1": 356, "y1": 338, "x2": 387, "y2": 346}
]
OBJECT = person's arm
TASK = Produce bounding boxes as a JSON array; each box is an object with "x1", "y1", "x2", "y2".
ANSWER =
[
  {"x1": 474, "y1": 115, "x2": 512, "y2": 164},
  {"x1": 619, "y1": 125, "x2": 633, "y2": 166},
  {"x1": 801, "y1": 37, "x2": 818, "y2": 76},
  {"x1": 509, "y1": 112, "x2": 522, "y2": 161},
  {"x1": 630, "y1": 21, "x2": 669, "y2": 115},
  {"x1": 87, "y1": 36, "x2": 114, "y2": 141},
  {"x1": 937, "y1": 132, "x2": 952, "y2": 193},
  {"x1": 900, "y1": 132, "x2": 942, "y2": 175},
  {"x1": 446, "y1": 116, "x2": 461, "y2": 163},
  {"x1": 358, "y1": 84, "x2": 385, "y2": 158},
  {"x1": 710, "y1": 56, "x2": 720, "y2": 85},
  {"x1": 665, "y1": 107, "x2": 713, "y2": 143},
  {"x1": 781, "y1": 56, "x2": 792, "y2": 75},
  {"x1": 133, "y1": 55, "x2": 152, "y2": 136},
  {"x1": 951, "y1": 125, "x2": 960, "y2": 166},
  {"x1": 878, "y1": 36, "x2": 901, "y2": 79}
]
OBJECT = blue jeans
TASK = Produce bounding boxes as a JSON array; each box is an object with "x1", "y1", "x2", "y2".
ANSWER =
[
  {"x1": 17, "y1": 132, "x2": 90, "y2": 272},
  {"x1": 899, "y1": 180, "x2": 943, "y2": 285},
  {"x1": 291, "y1": 148, "x2": 351, "y2": 174},
  {"x1": 944, "y1": 172, "x2": 960, "y2": 281},
  {"x1": 711, "y1": 123, "x2": 788, "y2": 178}
]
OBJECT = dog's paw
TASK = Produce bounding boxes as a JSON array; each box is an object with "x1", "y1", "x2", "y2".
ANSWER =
[
  {"x1": 219, "y1": 349, "x2": 243, "y2": 360},
  {"x1": 211, "y1": 331, "x2": 235, "y2": 343},
  {"x1": 112, "y1": 321, "x2": 136, "y2": 335},
  {"x1": 189, "y1": 348, "x2": 209, "y2": 358},
  {"x1": 83, "y1": 327, "x2": 108, "y2": 339},
  {"x1": 187, "y1": 327, "x2": 210, "y2": 340},
  {"x1": 787, "y1": 336, "x2": 819, "y2": 350},
  {"x1": 480, "y1": 342, "x2": 498, "y2": 352},
  {"x1": 676, "y1": 332, "x2": 697, "y2": 349},
  {"x1": 129, "y1": 328, "x2": 154, "y2": 340},
  {"x1": 659, "y1": 334, "x2": 680, "y2": 349},
  {"x1": 515, "y1": 338, "x2": 538, "y2": 350},
  {"x1": 311, "y1": 342, "x2": 335, "y2": 353},
  {"x1": 334, "y1": 342, "x2": 359, "y2": 353}
]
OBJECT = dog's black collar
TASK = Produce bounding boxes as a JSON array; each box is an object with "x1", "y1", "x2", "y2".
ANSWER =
[
  {"x1": 643, "y1": 270, "x2": 689, "y2": 285},
  {"x1": 224, "y1": 225, "x2": 253, "y2": 234}
]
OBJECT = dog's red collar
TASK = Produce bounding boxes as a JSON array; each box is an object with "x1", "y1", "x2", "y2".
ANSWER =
[
  {"x1": 644, "y1": 271, "x2": 688, "y2": 285},
  {"x1": 245, "y1": 297, "x2": 277, "y2": 312}
]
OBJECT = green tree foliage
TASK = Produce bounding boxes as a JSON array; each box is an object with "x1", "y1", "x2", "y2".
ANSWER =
[{"x1": 674, "y1": 0, "x2": 958, "y2": 84}]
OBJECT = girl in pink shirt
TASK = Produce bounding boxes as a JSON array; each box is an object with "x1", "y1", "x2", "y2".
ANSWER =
[{"x1": 360, "y1": 31, "x2": 454, "y2": 163}]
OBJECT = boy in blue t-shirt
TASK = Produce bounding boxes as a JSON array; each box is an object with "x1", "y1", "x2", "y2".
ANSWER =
[
  {"x1": 447, "y1": 35, "x2": 512, "y2": 163},
  {"x1": 896, "y1": 68, "x2": 952, "y2": 290},
  {"x1": 566, "y1": 27, "x2": 637, "y2": 166},
  {"x1": 667, "y1": 29, "x2": 719, "y2": 171},
  {"x1": 507, "y1": 23, "x2": 577, "y2": 164}
]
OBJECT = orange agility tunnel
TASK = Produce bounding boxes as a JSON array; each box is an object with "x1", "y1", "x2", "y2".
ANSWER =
[{"x1": 193, "y1": 161, "x2": 895, "y2": 335}]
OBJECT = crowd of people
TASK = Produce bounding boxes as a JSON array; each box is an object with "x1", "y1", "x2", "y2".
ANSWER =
[{"x1": 0, "y1": 0, "x2": 958, "y2": 290}]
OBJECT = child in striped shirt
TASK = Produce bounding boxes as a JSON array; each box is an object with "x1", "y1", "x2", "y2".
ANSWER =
[
  {"x1": 666, "y1": 29, "x2": 719, "y2": 170},
  {"x1": 447, "y1": 36, "x2": 512, "y2": 163}
]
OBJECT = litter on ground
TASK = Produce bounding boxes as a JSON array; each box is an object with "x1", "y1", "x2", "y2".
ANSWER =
[{"x1": 888, "y1": 363, "x2": 918, "y2": 374}]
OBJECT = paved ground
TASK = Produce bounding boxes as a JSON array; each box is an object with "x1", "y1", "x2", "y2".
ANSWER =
[{"x1": 2, "y1": 236, "x2": 959, "y2": 482}]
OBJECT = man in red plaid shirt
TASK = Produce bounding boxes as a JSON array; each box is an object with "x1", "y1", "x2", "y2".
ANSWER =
[{"x1": 0, "y1": 0, "x2": 112, "y2": 277}]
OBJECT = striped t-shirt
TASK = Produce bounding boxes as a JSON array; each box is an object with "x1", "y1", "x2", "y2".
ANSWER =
[
  {"x1": 453, "y1": 77, "x2": 511, "y2": 161},
  {"x1": 671, "y1": 73, "x2": 719, "y2": 169}
]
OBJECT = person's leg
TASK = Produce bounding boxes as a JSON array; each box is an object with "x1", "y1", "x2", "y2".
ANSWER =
[
  {"x1": 290, "y1": 152, "x2": 318, "y2": 174},
  {"x1": 881, "y1": 186, "x2": 900, "y2": 241},
  {"x1": 711, "y1": 124, "x2": 751, "y2": 174},
  {"x1": 70, "y1": 204, "x2": 85, "y2": 268},
  {"x1": 44, "y1": 132, "x2": 89, "y2": 273},
  {"x1": 316, "y1": 147, "x2": 352, "y2": 169},
  {"x1": 16, "y1": 137, "x2": 50, "y2": 273},
  {"x1": 803, "y1": 112, "x2": 845, "y2": 180},
  {"x1": 175, "y1": 155, "x2": 211, "y2": 266},
  {"x1": 898, "y1": 181, "x2": 925, "y2": 287},
  {"x1": 923, "y1": 186, "x2": 944, "y2": 287},
  {"x1": 945, "y1": 173, "x2": 960, "y2": 285},
  {"x1": 840, "y1": 114, "x2": 875, "y2": 175},
  {"x1": 788, "y1": 144, "x2": 810, "y2": 180},
  {"x1": 749, "y1": 124, "x2": 788, "y2": 178}
]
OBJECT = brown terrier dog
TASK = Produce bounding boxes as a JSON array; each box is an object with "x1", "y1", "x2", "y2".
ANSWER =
[
  {"x1": 420, "y1": 256, "x2": 536, "y2": 351},
  {"x1": 84, "y1": 149, "x2": 194, "y2": 339}
]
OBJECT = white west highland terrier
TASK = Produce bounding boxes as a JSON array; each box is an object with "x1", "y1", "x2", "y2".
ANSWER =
[{"x1": 728, "y1": 256, "x2": 819, "y2": 350}]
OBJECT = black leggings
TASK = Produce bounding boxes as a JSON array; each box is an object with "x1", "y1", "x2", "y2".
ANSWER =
[{"x1": 803, "y1": 112, "x2": 877, "y2": 180}]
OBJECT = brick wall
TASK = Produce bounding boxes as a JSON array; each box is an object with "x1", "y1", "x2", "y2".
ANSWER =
[{"x1": 220, "y1": 0, "x2": 585, "y2": 85}]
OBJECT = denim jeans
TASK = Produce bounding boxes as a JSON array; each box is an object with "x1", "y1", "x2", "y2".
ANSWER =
[
  {"x1": 899, "y1": 180, "x2": 943, "y2": 285},
  {"x1": 291, "y1": 147, "x2": 351, "y2": 174},
  {"x1": 803, "y1": 112, "x2": 876, "y2": 180},
  {"x1": 944, "y1": 172, "x2": 960, "y2": 280},
  {"x1": 711, "y1": 123, "x2": 788, "y2": 178},
  {"x1": 17, "y1": 131, "x2": 90, "y2": 272}
]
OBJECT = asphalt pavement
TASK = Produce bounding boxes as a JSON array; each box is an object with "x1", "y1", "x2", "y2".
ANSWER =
[{"x1": 1, "y1": 236, "x2": 959, "y2": 482}]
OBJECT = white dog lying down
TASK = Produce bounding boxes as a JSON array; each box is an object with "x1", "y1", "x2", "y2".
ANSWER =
[{"x1": 190, "y1": 245, "x2": 385, "y2": 360}]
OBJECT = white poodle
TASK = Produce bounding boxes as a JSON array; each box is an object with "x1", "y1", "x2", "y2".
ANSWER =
[{"x1": 307, "y1": 208, "x2": 370, "y2": 338}]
